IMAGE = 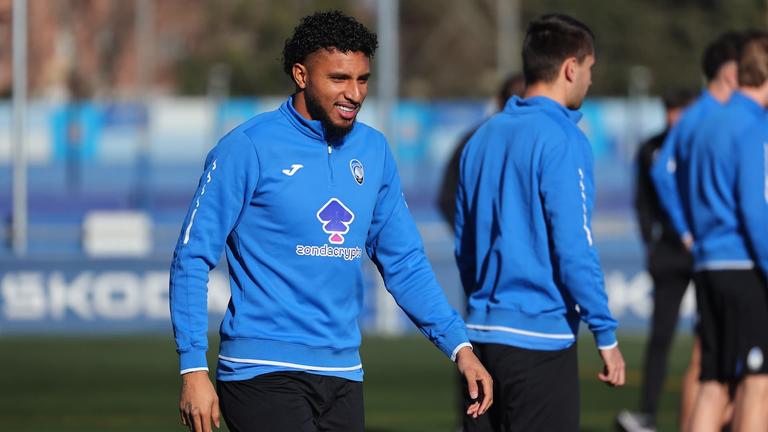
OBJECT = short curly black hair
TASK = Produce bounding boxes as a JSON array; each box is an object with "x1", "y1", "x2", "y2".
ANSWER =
[{"x1": 282, "y1": 10, "x2": 378, "y2": 77}]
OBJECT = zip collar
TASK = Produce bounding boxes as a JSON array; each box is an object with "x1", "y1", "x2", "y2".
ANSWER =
[
  {"x1": 279, "y1": 95, "x2": 357, "y2": 145},
  {"x1": 280, "y1": 95, "x2": 325, "y2": 141},
  {"x1": 505, "y1": 95, "x2": 583, "y2": 124}
]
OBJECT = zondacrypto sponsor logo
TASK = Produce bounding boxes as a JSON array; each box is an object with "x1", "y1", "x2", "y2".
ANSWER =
[{"x1": 295, "y1": 244, "x2": 363, "y2": 261}]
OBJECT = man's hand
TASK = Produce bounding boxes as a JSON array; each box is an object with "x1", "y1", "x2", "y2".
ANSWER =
[
  {"x1": 597, "y1": 346, "x2": 626, "y2": 387},
  {"x1": 456, "y1": 346, "x2": 493, "y2": 418},
  {"x1": 179, "y1": 370, "x2": 220, "y2": 432},
  {"x1": 681, "y1": 233, "x2": 694, "y2": 251}
]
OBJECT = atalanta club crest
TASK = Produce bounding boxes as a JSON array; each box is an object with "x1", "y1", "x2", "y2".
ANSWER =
[{"x1": 350, "y1": 159, "x2": 364, "y2": 185}]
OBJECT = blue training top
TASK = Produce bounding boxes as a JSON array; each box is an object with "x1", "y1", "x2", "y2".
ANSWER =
[
  {"x1": 455, "y1": 95, "x2": 617, "y2": 351},
  {"x1": 169, "y1": 97, "x2": 470, "y2": 382},
  {"x1": 736, "y1": 113, "x2": 768, "y2": 276},
  {"x1": 651, "y1": 90, "x2": 722, "y2": 243},
  {"x1": 661, "y1": 91, "x2": 766, "y2": 271}
]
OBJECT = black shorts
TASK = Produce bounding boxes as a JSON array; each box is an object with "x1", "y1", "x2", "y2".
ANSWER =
[
  {"x1": 695, "y1": 269, "x2": 768, "y2": 382},
  {"x1": 217, "y1": 372, "x2": 364, "y2": 432},
  {"x1": 463, "y1": 342, "x2": 579, "y2": 432}
]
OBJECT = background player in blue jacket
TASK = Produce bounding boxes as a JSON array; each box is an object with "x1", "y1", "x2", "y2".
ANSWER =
[
  {"x1": 643, "y1": 32, "x2": 742, "y2": 432},
  {"x1": 619, "y1": 33, "x2": 743, "y2": 432},
  {"x1": 455, "y1": 14, "x2": 625, "y2": 432},
  {"x1": 169, "y1": 11, "x2": 492, "y2": 432},
  {"x1": 617, "y1": 88, "x2": 696, "y2": 432},
  {"x1": 673, "y1": 32, "x2": 768, "y2": 432},
  {"x1": 730, "y1": 54, "x2": 768, "y2": 432},
  {"x1": 651, "y1": 32, "x2": 742, "y2": 254}
]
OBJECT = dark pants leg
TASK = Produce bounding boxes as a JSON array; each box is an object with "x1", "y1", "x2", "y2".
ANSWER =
[
  {"x1": 697, "y1": 269, "x2": 768, "y2": 381},
  {"x1": 639, "y1": 264, "x2": 692, "y2": 418},
  {"x1": 217, "y1": 372, "x2": 364, "y2": 432},
  {"x1": 317, "y1": 376, "x2": 364, "y2": 432},
  {"x1": 464, "y1": 343, "x2": 579, "y2": 432}
]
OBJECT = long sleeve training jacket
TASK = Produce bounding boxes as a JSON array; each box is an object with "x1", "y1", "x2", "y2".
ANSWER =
[
  {"x1": 737, "y1": 117, "x2": 768, "y2": 276},
  {"x1": 170, "y1": 97, "x2": 470, "y2": 381},
  {"x1": 651, "y1": 90, "x2": 721, "y2": 241},
  {"x1": 664, "y1": 92, "x2": 767, "y2": 271},
  {"x1": 455, "y1": 96, "x2": 617, "y2": 351}
]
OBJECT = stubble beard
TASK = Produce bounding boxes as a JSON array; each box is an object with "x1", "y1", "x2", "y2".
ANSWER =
[{"x1": 305, "y1": 90, "x2": 355, "y2": 143}]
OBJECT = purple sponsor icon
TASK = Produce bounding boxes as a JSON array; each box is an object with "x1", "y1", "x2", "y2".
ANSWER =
[{"x1": 316, "y1": 198, "x2": 355, "y2": 244}]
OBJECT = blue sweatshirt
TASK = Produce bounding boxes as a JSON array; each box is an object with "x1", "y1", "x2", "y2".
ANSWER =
[
  {"x1": 170, "y1": 97, "x2": 470, "y2": 382},
  {"x1": 651, "y1": 90, "x2": 721, "y2": 241},
  {"x1": 455, "y1": 96, "x2": 617, "y2": 351},
  {"x1": 663, "y1": 91, "x2": 765, "y2": 271},
  {"x1": 737, "y1": 118, "x2": 768, "y2": 276}
]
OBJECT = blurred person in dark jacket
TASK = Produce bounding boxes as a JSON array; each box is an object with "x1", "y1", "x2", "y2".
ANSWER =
[
  {"x1": 617, "y1": 89, "x2": 696, "y2": 432},
  {"x1": 620, "y1": 32, "x2": 744, "y2": 432},
  {"x1": 438, "y1": 73, "x2": 525, "y2": 228}
]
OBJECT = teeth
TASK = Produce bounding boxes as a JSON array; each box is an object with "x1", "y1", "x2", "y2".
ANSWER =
[{"x1": 337, "y1": 105, "x2": 354, "y2": 112}]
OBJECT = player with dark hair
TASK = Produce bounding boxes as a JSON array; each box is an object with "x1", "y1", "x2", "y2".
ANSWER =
[
  {"x1": 455, "y1": 14, "x2": 624, "y2": 431},
  {"x1": 728, "y1": 34, "x2": 768, "y2": 431},
  {"x1": 651, "y1": 31, "x2": 743, "y2": 251},
  {"x1": 616, "y1": 88, "x2": 696, "y2": 432},
  {"x1": 644, "y1": 31, "x2": 744, "y2": 432},
  {"x1": 657, "y1": 31, "x2": 768, "y2": 432},
  {"x1": 170, "y1": 10, "x2": 492, "y2": 432}
]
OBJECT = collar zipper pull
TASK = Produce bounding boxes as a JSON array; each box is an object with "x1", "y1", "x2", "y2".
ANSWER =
[{"x1": 328, "y1": 144, "x2": 332, "y2": 154}]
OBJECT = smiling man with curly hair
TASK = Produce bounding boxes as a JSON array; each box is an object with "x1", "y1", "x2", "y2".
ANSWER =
[{"x1": 170, "y1": 10, "x2": 493, "y2": 432}]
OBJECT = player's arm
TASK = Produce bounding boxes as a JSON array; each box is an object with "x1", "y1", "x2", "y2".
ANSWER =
[
  {"x1": 539, "y1": 136, "x2": 624, "y2": 387},
  {"x1": 736, "y1": 124, "x2": 768, "y2": 275},
  {"x1": 454, "y1": 143, "x2": 476, "y2": 297},
  {"x1": 650, "y1": 129, "x2": 693, "y2": 248},
  {"x1": 170, "y1": 130, "x2": 260, "y2": 431},
  {"x1": 366, "y1": 137, "x2": 492, "y2": 416}
]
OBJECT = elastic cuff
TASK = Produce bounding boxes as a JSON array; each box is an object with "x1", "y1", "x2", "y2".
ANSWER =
[
  {"x1": 594, "y1": 330, "x2": 617, "y2": 349},
  {"x1": 450, "y1": 342, "x2": 473, "y2": 362},
  {"x1": 179, "y1": 349, "x2": 208, "y2": 373},
  {"x1": 598, "y1": 341, "x2": 618, "y2": 350},
  {"x1": 180, "y1": 367, "x2": 209, "y2": 375}
]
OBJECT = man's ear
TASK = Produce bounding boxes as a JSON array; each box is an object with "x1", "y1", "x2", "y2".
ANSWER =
[
  {"x1": 563, "y1": 57, "x2": 577, "y2": 83},
  {"x1": 292, "y1": 63, "x2": 309, "y2": 89}
]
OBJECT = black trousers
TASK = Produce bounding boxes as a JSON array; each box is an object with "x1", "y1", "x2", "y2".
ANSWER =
[
  {"x1": 463, "y1": 343, "x2": 579, "y2": 432},
  {"x1": 217, "y1": 372, "x2": 364, "y2": 432},
  {"x1": 639, "y1": 248, "x2": 693, "y2": 419}
]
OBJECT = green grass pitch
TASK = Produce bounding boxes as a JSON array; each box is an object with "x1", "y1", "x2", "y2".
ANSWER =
[{"x1": 0, "y1": 333, "x2": 693, "y2": 431}]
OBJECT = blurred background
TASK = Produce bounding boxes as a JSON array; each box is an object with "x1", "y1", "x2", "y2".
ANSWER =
[{"x1": 0, "y1": 0, "x2": 765, "y2": 431}]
